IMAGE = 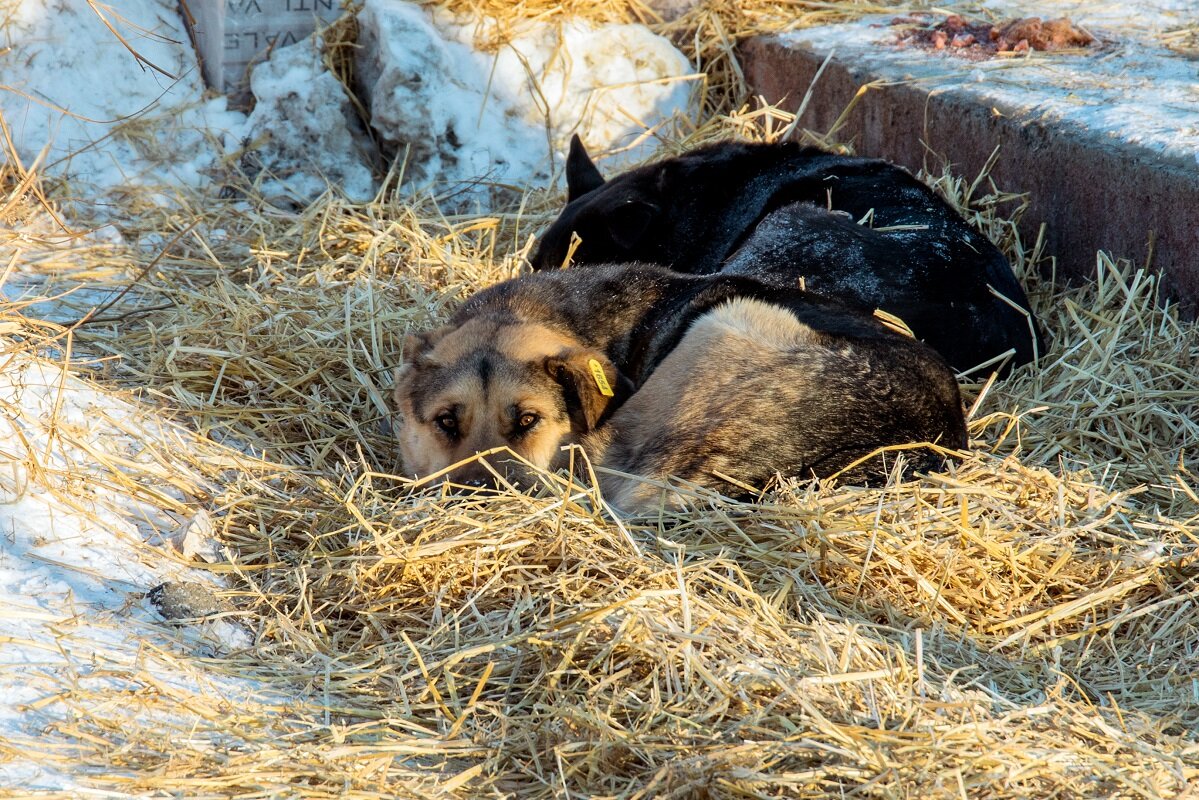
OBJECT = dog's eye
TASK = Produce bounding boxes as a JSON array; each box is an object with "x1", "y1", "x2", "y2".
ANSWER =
[
  {"x1": 435, "y1": 413, "x2": 458, "y2": 436},
  {"x1": 517, "y1": 412, "x2": 539, "y2": 430}
]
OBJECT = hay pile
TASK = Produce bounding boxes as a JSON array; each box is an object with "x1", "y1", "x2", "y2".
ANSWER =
[{"x1": 2, "y1": 1, "x2": 1198, "y2": 797}]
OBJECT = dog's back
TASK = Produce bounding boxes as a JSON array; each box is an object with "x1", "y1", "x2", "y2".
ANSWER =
[
  {"x1": 592, "y1": 297, "x2": 967, "y2": 513},
  {"x1": 532, "y1": 139, "x2": 1042, "y2": 375},
  {"x1": 721, "y1": 200, "x2": 1040, "y2": 372}
]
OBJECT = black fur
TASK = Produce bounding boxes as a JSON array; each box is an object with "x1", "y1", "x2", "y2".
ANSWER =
[
  {"x1": 530, "y1": 140, "x2": 1043, "y2": 376},
  {"x1": 566, "y1": 134, "x2": 605, "y2": 201}
]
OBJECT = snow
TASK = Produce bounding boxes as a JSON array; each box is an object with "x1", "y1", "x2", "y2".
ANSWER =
[
  {"x1": 11, "y1": 0, "x2": 1186, "y2": 212},
  {"x1": 1, "y1": 0, "x2": 696, "y2": 209},
  {"x1": 357, "y1": 0, "x2": 697, "y2": 204},
  {"x1": 241, "y1": 35, "x2": 377, "y2": 205},
  {"x1": 0, "y1": 213, "x2": 146, "y2": 323},
  {"x1": 0, "y1": 0, "x2": 244, "y2": 198},
  {"x1": 355, "y1": 0, "x2": 552, "y2": 198},
  {"x1": 778, "y1": 10, "x2": 1199, "y2": 162},
  {"x1": 440, "y1": 11, "x2": 697, "y2": 166},
  {"x1": 0, "y1": 351, "x2": 256, "y2": 791},
  {"x1": 976, "y1": 0, "x2": 1195, "y2": 35}
]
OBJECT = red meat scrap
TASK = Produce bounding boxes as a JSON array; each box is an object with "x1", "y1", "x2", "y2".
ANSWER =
[{"x1": 893, "y1": 14, "x2": 1095, "y2": 59}]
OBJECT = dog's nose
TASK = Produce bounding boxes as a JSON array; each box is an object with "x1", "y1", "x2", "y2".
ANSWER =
[
  {"x1": 446, "y1": 468, "x2": 497, "y2": 492},
  {"x1": 445, "y1": 477, "x2": 498, "y2": 497}
]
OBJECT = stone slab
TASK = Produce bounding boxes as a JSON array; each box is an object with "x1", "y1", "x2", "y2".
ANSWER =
[
  {"x1": 182, "y1": 0, "x2": 343, "y2": 108},
  {"x1": 741, "y1": 13, "x2": 1199, "y2": 312}
]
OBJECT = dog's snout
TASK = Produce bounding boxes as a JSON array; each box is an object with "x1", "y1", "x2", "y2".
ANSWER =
[
  {"x1": 446, "y1": 463, "x2": 500, "y2": 492},
  {"x1": 444, "y1": 457, "x2": 537, "y2": 493}
]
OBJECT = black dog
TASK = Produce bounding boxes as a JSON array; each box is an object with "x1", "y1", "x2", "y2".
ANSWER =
[{"x1": 531, "y1": 138, "x2": 1042, "y2": 375}]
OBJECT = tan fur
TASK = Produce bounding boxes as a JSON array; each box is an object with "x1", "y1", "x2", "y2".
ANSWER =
[
  {"x1": 393, "y1": 316, "x2": 621, "y2": 488},
  {"x1": 424, "y1": 319, "x2": 581, "y2": 366},
  {"x1": 589, "y1": 298, "x2": 913, "y2": 514},
  {"x1": 589, "y1": 302, "x2": 788, "y2": 511},
  {"x1": 700, "y1": 296, "x2": 824, "y2": 348}
]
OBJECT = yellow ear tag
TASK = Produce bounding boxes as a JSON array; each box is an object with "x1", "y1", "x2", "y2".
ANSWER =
[{"x1": 588, "y1": 358, "x2": 615, "y2": 397}]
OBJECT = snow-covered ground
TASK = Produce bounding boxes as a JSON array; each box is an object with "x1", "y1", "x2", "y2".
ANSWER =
[
  {"x1": 0, "y1": 0, "x2": 243, "y2": 195},
  {"x1": 0, "y1": 350, "x2": 258, "y2": 791}
]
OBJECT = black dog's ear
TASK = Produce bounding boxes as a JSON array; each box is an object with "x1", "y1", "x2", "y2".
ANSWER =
[
  {"x1": 566, "y1": 134, "x2": 606, "y2": 201},
  {"x1": 606, "y1": 199, "x2": 659, "y2": 251},
  {"x1": 545, "y1": 349, "x2": 632, "y2": 432}
]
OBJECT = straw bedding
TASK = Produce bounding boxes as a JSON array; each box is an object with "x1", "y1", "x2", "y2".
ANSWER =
[{"x1": 2, "y1": 1, "x2": 1198, "y2": 797}]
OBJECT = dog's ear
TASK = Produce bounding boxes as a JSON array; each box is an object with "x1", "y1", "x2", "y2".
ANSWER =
[
  {"x1": 545, "y1": 349, "x2": 632, "y2": 432},
  {"x1": 605, "y1": 199, "x2": 659, "y2": 251},
  {"x1": 402, "y1": 326, "x2": 449, "y2": 365},
  {"x1": 566, "y1": 134, "x2": 606, "y2": 202}
]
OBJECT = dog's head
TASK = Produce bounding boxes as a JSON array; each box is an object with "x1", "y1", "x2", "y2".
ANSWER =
[
  {"x1": 531, "y1": 136, "x2": 800, "y2": 272},
  {"x1": 392, "y1": 316, "x2": 630, "y2": 489},
  {"x1": 529, "y1": 135, "x2": 667, "y2": 270}
]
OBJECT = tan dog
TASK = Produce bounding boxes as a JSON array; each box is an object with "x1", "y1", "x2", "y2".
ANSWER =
[
  {"x1": 393, "y1": 318, "x2": 629, "y2": 488},
  {"x1": 584, "y1": 297, "x2": 966, "y2": 513},
  {"x1": 393, "y1": 263, "x2": 967, "y2": 497}
]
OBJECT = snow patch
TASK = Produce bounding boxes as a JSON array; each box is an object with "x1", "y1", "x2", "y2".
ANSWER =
[
  {"x1": 0, "y1": 0, "x2": 244, "y2": 198},
  {"x1": 976, "y1": 0, "x2": 1194, "y2": 35},
  {"x1": 442, "y1": 12, "x2": 697, "y2": 165},
  {"x1": 356, "y1": 0, "x2": 696, "y2": 205},
  {"x1": 0, "y1": 349, "x2": 260, "y2": 791},
  {"x1": 1, "y1": 0, "x2": 695, "y2": 209},
  {"x1": 240, "y1": 36, "x2": 377, "y2": 205},
  {"x1": 355, "y1": 0, "x2": 548, "y2": 200}
]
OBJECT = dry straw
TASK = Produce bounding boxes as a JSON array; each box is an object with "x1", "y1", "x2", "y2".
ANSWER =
[{"x1": 2, "y1": 1, "x2": 1199, "y2": 797}]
